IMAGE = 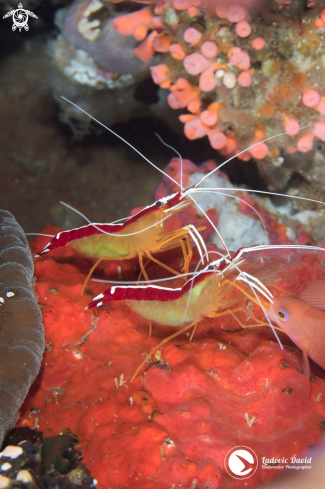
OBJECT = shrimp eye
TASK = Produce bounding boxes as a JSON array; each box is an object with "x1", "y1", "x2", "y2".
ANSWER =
[
  {"x1": 277, "y1": 309, "x2": 289, "y2": 321},
  {"x1": 156, "y1": 201, "x2": 162, "y2": 208},
  {"x1": 207, "y1": 265, "x2": 214, "y2": 270}
]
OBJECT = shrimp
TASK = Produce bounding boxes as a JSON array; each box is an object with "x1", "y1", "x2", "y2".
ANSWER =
[
  {"x1": 88, "y1": 254, "x2": 274, "y2": 381},
  {"x1": 38, "y1": 194, "x2": 208, "y2": 291},
  {"x1": 41, "y1": 99, "x2": 323, "y2": 298},
  {"x1": 36, "y1": 99, "x2": 233, "y2": 293},
  {"x1": 88, "y1": 239, "x2": 325, "y2": 381}
]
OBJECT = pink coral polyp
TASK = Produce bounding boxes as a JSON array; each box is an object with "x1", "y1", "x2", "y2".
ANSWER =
[{"x1": 184, "y1": 53, "x2": 211, "y2": 75}]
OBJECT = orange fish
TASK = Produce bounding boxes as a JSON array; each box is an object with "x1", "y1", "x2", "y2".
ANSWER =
[{"x1": 267, "y1": 280, "x2": 325, "y2": 372}]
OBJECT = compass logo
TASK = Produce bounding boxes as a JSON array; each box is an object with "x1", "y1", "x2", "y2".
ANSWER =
[{"x1": 225, "y1": 446, "x2": 258, "y2": 479}]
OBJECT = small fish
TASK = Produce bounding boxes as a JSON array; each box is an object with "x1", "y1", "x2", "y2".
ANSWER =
[{"x1": 268, "y1": 280, "x2": 325, "y2": 372}]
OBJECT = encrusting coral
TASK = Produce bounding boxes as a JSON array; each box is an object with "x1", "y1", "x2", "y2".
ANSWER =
[
  {"x1": 0, "y1": 211, "x2": 44, "y2": 447},
  {"x1": 105, "y1": 0, "x2": 325, "y2": 203},
  {"x1": 51, "y1": 0, "x2": 325, "y2": 205}
]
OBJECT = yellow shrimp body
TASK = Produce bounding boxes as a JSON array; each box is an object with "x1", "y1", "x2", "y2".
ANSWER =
[
  {"x1": 128, "y1": 274, "x2": 225, "y2": 326},
  {"x1": 69, "y1": 208, "x2": 171, "y2": 259}
]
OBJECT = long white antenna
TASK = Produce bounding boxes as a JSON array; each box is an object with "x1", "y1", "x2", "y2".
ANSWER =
[
  {"x1": 61, "y1": 96, "x2": 181, "y2": 189},
  {"x1": 154, "y1": 133, "x2": 184, "y2": 193},
  {"x1": 196, "y1": 123, "x2": 316, "y2": 187}
]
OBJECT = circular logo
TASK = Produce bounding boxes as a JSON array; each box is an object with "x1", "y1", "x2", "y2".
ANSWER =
[
  {"x1": 13, "y1": 9, "x2": 27, "y2": 27},
  {"x1": 224, "y1": 446, "x2": 258, "y2": 479}
]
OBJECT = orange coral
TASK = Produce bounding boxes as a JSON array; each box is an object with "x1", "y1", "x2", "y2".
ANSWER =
[{"x1": 113, "y1": 8, "x2": 153, "y2": 41}]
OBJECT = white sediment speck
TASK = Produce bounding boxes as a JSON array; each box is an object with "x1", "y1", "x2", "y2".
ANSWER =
[
  {"x1": 285, "y1": 226, "x2": 296, "y2": 241},
  {"x1": 0, "y1": 475, "x2": 10, "y2": 488},
  {"x1": 245, "y1": 412, "x2": 256, "y2": 427},
  {"x1": 272, "y1": 156, "x2": 284, "y2": 167},
  {"x1": 292, "y1": 209, "x2": 320, "y2": 227},
  {"x1": 0, "y1": 446, "x2": 23, "y2": 459},
  {"x1": 223, "y1": 72, "x2": 236, "y2": 89},
  {"x1": 16, "y1": 471, "x2": 34, "y2": 483},
  {"x1": 73, "y1": 350, "x2": 83, "y2": 359},
  {"x1": 62, "y1": 49, "x2": 131, "y2": 88},
  {"x1": 50, "y1": 35, "x2": 134, "y2": 89},
  {"x1": 215, "y1": 69, "x2": 225, "y2": 79},
  {"x1": 0, "y1": 464, "x2": 11, "y2": 472}
]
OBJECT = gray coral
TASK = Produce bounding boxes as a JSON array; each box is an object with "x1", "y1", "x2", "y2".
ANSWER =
[{"x1": 0, "y1": 210, "x2": 44, "y2": 447}]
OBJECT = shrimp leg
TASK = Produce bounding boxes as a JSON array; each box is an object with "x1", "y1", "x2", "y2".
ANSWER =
[
  {"x1": 130, "y1": 320, "x2": 197, "y2": 383},
  {"x1": 145, "y1": 225, "x2": 206, "y2": 277},
  {"x1": 220, "y1": 279, "x2": 271, "y2": 308},
  {"x1": 139, "y1": 253, "x2": 150, "y2": 281},
  {"x1": 145, "y1": 250, "x2": 182, "y2": 277},
  {"x1": 81, "y1": 256, "x2": 106, "y2": 295},
  {"x1": 208, "y1": 307, "x2": 269, "y2": 329},
  {"x1": 149, "y1": 321, "x2": 152, "y2": 338},
  {"x1": 137, "y1": 258, "x2": 150, "y2": 282}
]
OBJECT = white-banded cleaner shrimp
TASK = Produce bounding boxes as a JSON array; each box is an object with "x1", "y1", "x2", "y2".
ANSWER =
[
  {"x1": 59, "y1": 97, "x2": 324, "y2": 246},
  {"x1": 88, "y1": 249, "x2": 276, "y2": 382},
  {"x1": 34, "y1": 98, "x2": 325, "y2": 361},
  {"x1": 48, "y1": 99, "x2": 323, "y2": 258},
  {"x1": 33, "y1": 101, "x2": 248, "y2": 291},
  {"x1": 89, "y1": 239, "x2": 325, "y2": 383}
]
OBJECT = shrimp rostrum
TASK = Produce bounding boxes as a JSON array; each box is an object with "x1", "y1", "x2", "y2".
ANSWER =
[{"x1": 88, "y1": 255, "x2": 274, "y2": 381}]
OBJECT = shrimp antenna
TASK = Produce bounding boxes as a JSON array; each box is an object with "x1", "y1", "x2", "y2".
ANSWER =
[
  {"x1": 60, "y1": 201, "x2": 93, "y2": 224},
  {"x1": 60, "y1": 201, "x2": 130, "y2": 225},
  {"x1": 60, "y1": 96, "x2": 181, "y2": 189},
  {"x1": 188, "y1": 193, "x2": 231, "y2": 258},
  {"x1": 196, "y1": 122, "x2": 316, "y2": 187},
  {"x1": 190, "y1": 189, "x2": 267, "y2": 233},
  {"x1": 154, "y1": 133, "x2": 184, "y2": 193},
  {"x1": 193, "y1": 187, "x2": 325, "y2": 207},
  {"x1": 60, "y1": 200, "x2": 173, "y2": 238},
  {"x1": 235, "y1": 243, "x2": 325, "y2": 261},
  {"x1": 182, "y1": 251, "x2": 283, "y2": 348},
  {"x1": 25, "y1": 233, "x2": 55, "y2": 237}
]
